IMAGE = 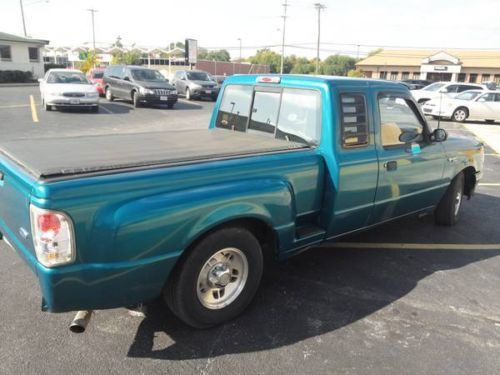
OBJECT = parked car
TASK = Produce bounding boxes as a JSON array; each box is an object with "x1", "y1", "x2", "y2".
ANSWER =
[
  {"x1": 422, "y1": 90, "x2": 500, "y2": 122},
  {"x1": 39, "y1": 69, "x2": 99, "y2": 112},
  {"x1": 86, "y1": 68, "x2": 105, "y2": 96},
  {"x1": 103, "y1": 65, "x2": 178, "y2": 108},
  {"x1": 171, "y1": 70, "x2": 219, "y2": 101},
  {"x1": 400, "y1": 79, "x2": 433, "y2": 90},
  {"x1": 0, "y1": 75, "x2": 484, "y2": 330},
  {"x1": 412, "y1": 82, "x2": 486, "y2": 104}
]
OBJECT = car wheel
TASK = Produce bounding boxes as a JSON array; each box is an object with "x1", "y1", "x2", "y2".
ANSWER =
[
  {"x1": 452, "y1": 107, "x2": 468, "y2": 123},
  {"x1": 435, "y1": 172, "x2": 464, "y2": 226},
  {"x1": 105, "y1": 87, "x2": 114, "y2": 102},
  {"x1": 164, "y1": 226, "x2": 263, "y2": 328},
  {"x1": 132, "y1": 91, "x2": 141, "y2": 108},
  {"x1": 43, "y1": 97, "x2": 52, "y2": 111},
  {"x1": 186, "y1": 87, "x2": 192, "y2": 100}
]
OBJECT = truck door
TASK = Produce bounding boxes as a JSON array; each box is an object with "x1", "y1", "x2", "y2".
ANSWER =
[
  {"x1": 372, "y1": 91, "x2": 446, "y2": 222},
  {"x1": 326, "y1": 90, "x2": 379, "y2": 237}
]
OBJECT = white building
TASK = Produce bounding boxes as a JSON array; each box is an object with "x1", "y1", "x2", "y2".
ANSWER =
[{"x1": 0, "y1": 32, "x2": 49, "y2": 79}]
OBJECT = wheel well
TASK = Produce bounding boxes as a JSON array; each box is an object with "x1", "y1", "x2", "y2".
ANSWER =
[{"x1": 462, "y1": 166, "x2": 476, "y2": 198}]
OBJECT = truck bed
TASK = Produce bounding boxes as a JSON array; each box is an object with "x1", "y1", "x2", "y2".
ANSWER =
[{"x1": 0, "y1": 129, "x2": 307, "y2": 180}]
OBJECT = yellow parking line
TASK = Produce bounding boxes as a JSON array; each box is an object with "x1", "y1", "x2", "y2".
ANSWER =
[
  {"x1": 479, "y1": 183, "x2": 500, "y2": 187},
  {"x1": 327, "y1": 242, "x2": 500, "y2": 250},
  {"x1": 29, "y1": 95, "x2": 39, "y2": 123}
]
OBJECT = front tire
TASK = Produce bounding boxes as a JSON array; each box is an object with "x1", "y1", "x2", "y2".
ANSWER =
[
  {"x1": 435, "y1": 172, "x2": 464, "y2": 226},
  {"x1": 132, "y1": 91, "x2": 141, "y2": 108},
  {"x1": 185, "y1": 87, "x2": 192, "y2": 100},
  {"x1": 164, "y1": 227, "x2": 263, "y2": 328},
  {"x1": 452, "y1": 107, "x2": 468, "y2": 123},
  {"x1": 105, "y1": 87, "x2": 114, "y2": 102}
]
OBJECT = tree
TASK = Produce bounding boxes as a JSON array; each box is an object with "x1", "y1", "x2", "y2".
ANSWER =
[
  {"x1": 347, "y1": 69, "x2": 365, "y2": 77},
  {"x1": 112, "y1": 36, "x2": 123, "y2": 48},
  {"x1": 111, "y1": 50, "x2": 141, "y2": 65},
  {"x1": 321, "y1": 55, "x2": 357, "y2": 76},
  {"x1": 79, "y1": 54, "x2": 96, "y2": 73},
  {"x1": 198, "y1": 49, "x2": 231, "y2": 62},
  {"x1": 249, "y1": 49, "x2": 293, "y2": 73}
]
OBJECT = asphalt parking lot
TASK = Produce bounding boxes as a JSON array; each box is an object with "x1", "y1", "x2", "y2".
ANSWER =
[{"x1": 1, "y1": 86, "x2": 500, "y2": 374}]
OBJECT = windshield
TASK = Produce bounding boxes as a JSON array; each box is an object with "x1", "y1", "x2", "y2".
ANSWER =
[
  {"x1": 92, "y1": 71, "x2": 104, "y2": 79},
  {"x1": 423, "y1": 83, "x2": 446, "y2": 92},
  {"x1": 47, "y1": 71, "x2": 89, "y2": 84},
  {"x1": 186, "y1": 71, "x2": 211, "y2": 81},
  {"x1": 131, "y1": 69, "x2": 165, "y2": 81},
  {"x1": 455, "y1": 91, "x2": 481, "y2": 101}
]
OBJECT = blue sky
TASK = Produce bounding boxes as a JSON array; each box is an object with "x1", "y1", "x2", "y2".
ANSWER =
[{"x1": 1, "y1": 0, "x2": 500, "y2": 58}]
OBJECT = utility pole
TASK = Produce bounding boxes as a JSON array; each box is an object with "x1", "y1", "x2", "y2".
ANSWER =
[
  {"x1": 87, "y1": 8, "x2": 98, "y2": 67},
  {"x1": 19, "y1": 0, "x2": 27, "y2": 36},
  {"x1": 314, "y1": 3, "x2": 326, "y2": 75},
  {"x1": 237, "y1": 38, "x2": 242, "y2": 61},
  {"x1": 280, "y1": 0, "x2": 289, "y2": 74}
]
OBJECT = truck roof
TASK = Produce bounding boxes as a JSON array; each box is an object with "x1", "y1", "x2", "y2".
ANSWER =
[{"x1": 224, "y1": 74, "x2": 407, "y2": 89}]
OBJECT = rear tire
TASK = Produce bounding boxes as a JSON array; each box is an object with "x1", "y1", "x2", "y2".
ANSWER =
[
  {"x1": 435, "y1": 172, "x2": 464, "y2": 226},
  {"x1": 186, "y1": 87, "x2": 192, "y2": 100},
  {"x1": 452, "y1": 107, "x2": 468, "y2": 123},
  {"x1": 164, "y1": 227, "x2": 263, "y2": 328}
]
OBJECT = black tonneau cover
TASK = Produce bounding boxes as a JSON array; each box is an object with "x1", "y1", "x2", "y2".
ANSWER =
[{"x1": 0, "y1": 129, "x2": 307, "y2": 180}]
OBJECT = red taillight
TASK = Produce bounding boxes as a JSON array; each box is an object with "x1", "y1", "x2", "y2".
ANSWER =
[{"x1": 38, "y1": 213, "x2": 61, "y2": 233}]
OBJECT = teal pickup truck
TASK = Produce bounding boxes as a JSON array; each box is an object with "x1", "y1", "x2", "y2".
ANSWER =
[{"x1": 0, "y1": 75, "x2": 484, "y2": 330}]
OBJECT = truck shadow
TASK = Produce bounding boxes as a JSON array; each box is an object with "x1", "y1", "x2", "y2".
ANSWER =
[{"x1": 127, "y1": 192, "x2": 500, "y2": 360}]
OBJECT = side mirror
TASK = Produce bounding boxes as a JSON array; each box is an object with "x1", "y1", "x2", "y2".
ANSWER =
[
  {"x1": 38, "y1": 78, "x2": 44, "y2": 83},
  {"x1": 123, "y1": 76, "x2": 130, "y2": 81},
  {"x1": 478, "y1": 98, "x2": 486, "y2": 103},
  {"x1": 431, "y1": 128, "x2": 448, "y2": 142},
  {"x1": 439, "y1": 88, "x2": 448, "y2": 93}
]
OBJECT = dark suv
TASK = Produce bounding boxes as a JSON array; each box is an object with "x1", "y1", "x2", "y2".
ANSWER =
[{"x1": 103, "y1": 65, "x2": 178, "y2": 108}]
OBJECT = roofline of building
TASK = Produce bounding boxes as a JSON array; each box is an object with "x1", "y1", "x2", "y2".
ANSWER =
[{"x1": 0, "y1": 32, "x2": 49, "y2": 45}]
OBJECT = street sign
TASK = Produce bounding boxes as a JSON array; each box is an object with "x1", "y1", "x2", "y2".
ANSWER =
[{"x1": 185, "y1": 39, "x2": 198, "y2": 65}]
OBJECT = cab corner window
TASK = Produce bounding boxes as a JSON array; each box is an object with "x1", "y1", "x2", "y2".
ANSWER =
[
  {"x1": 378, "y1": 94, "x2": 424, "y2": 148},
  {"x1": 215, "y1": 85, "x2": 253, "y2": 132},
  {"x1": 340, "y1": 93, "x2": 369, "y2": 148}
]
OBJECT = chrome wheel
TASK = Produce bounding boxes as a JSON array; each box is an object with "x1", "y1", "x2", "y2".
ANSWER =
[
  {"x1": 105, "y1": 87, "x2": 113, "y2": 101},
  {"x1": 454, "y1": 191, "x2": 462, "y2": 217},
  {"x1": 453, "y1": 109, "x2": 467, "y2": 122},
  {"x1": 196, "y1": 247, "x2": 248, "y2": 310}
]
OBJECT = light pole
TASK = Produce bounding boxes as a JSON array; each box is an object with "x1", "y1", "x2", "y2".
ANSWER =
[
  {"x1": 87, "y1": 8, "x2": 98, "y2": 67},
  {"x1": 280, "y1": 0, "x2": 289, "y2": 74},
  {"x1": 314, "y1": 3, "x2": 326, "y2": 75},
  {"x1": 19, "y1": 0, "x2": 27, "y2": 36},
  {"x1": 237, "y1": 38, "x2": 242, "y2": 61}
]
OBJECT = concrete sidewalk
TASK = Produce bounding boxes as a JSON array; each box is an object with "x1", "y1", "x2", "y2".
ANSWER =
[{"x1": 464, "y1": 123, "x2": 500, "y2": 154}]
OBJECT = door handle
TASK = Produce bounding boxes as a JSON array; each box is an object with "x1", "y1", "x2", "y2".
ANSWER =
[{"x1": 384, "y1": 161, "x2": 398, "y2": 171}]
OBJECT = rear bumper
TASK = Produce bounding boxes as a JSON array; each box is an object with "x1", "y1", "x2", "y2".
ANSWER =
[{"x1": 1, "y1": 222, "x2": 180, "y2": 312}]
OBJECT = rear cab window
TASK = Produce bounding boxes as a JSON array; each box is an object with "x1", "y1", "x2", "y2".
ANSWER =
[{"x1": 215, "y1": 84, "x2": 321, "y2": 146}]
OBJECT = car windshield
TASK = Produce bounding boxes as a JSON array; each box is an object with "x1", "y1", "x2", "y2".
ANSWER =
[
  {"x1": 423, "y1": 83, "x2": 446, "y2": 92},
  {"x1": 92, "y1": 71, "x2": 104, "y2": 79},
  {"x1": 455, "y1": 91, "x2": 482, "y2": 101},
  {"x1": 187, "y1": 71, "x2": 211, "y2": 81},
  {"x1": 131, "y1": 69, "x2": 165, "y2": 82},
  {"x1": 47, "y1": 71, "x2": 89, "y2": 84}
]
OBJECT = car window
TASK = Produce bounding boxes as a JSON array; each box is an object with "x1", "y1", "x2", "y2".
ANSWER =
[
  {"x1": 216, "y1": 85, "x2": 253, "y2": 132},
  {"x1": 423, "y1": 83, "x2": 446, "y2": 92},
  {"x1": 496, "y1": 94, "x2": 500, "y2": 102},
  {"x1": 248, "y1": 91, "x2": 280, "y2": 135},
  {"x1": 47, "y1": 71, "x2": 89, "y2": 84},
  {"x1": 339, "y1": 93, "x2": 369, "y2": 148},
  {"x1": 456, "y1": 91, "x2": 481, "y2": 100},
  {"x1": 378, "y1": 94, "x2": 424, "y2": 148},
  {"x1": 446, "y1": 85, "x2": 459, "y2": 93},
  {"x1": 478, "y1": 93, "x2": 496, "y2": 102},
  {"x1": 92, "y1": 71, "x2": 104, "y2": 79}
]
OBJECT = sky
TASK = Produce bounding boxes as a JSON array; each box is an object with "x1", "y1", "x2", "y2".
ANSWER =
[{"x1": 1, "y1": 0, "x2": 500, "y2": 59}]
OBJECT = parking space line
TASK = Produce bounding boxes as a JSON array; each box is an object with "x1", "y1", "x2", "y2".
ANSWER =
[
  {"x1": 327, "y1": 242, "x2": 500, "y2": 250},
  {"x1": 479, "y1": 183, "x2": 500, "y2": 187},
  {"x1": 29, "y1": 95, "x2": 39, "y2": 123},
  {"x1": 0, "y1": 104, "x2": 31, "y2": 109},
  {"x1": 99, "y1": 105, "x2": 113, "y2": 114}
]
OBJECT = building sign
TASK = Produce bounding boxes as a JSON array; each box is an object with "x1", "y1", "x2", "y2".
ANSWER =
[
  {"x1": 434, "y1": 66, "x2": 449, "y2": 71},
  {"x1": 185, "y1": 39, "x2": 198, "y2": 65}
]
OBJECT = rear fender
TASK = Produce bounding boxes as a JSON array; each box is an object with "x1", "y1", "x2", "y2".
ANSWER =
[{"x1": 106, "y1": 178, "x2": 297, "y2": 264}]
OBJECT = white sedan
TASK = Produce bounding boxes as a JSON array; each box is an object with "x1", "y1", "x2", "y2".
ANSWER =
[
  {"x1": 422, "y1": 90, "x2": 500, "y2": 123},
  {"x1": 411, "y1": 82, "x2": 486, "y2": 104},
  {"x1": 39, "y1": 69, "x2": 99, "y2": 112}
]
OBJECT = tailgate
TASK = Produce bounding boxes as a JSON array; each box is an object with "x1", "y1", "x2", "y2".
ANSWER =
[{"x1": 0, "y1": 157, "x2": 37, "y2": 266}]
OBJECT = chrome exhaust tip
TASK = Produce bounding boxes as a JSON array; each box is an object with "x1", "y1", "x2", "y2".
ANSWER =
[{"x1": 69, "y1": 310, "x2": 93, "y2": 333}]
